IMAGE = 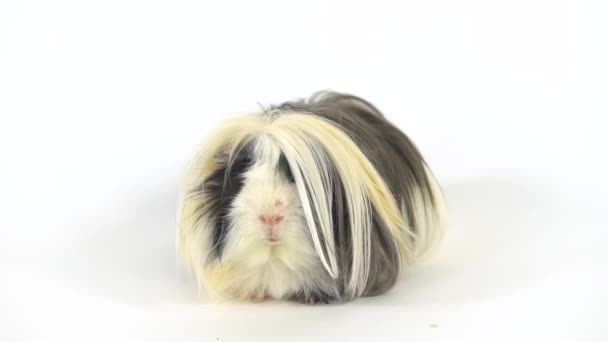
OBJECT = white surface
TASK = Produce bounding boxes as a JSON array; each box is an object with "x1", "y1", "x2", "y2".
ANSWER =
[{"x1": 1, "y1": 0, "x2": 607, "y2": 341}]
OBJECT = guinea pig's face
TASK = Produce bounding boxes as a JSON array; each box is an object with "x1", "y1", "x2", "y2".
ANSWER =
[
  {"x1": 230, "y1": 159, "x2": 302, "y2": 244},
  {"x1": 216, "y1": 144, "x2": 313, "y2": 267}
]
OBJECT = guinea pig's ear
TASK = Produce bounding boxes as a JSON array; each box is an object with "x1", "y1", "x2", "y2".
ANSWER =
[{"x1": 196, "y1": 148, "x2": 230, "y2": 183}]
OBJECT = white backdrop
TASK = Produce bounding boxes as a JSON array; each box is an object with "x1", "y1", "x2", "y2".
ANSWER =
[{"x1": 1, "y1": 0, "x2": 607, "y2": 341}]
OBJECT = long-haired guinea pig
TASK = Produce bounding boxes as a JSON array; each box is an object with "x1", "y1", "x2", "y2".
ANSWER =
[{"x1": 177, "y1": 91, "x2": 446, "y2": 304}]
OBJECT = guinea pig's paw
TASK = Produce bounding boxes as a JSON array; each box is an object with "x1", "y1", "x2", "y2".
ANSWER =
[
  {"x1": 293, "y1": 293, "x2": 331, "y2": 305},
  {"x1": 308, "y1": 296, "x2": 320, "y2": 305},
  {"x1": 248, "y1": 294, "x2": 273, "y2": 303}
]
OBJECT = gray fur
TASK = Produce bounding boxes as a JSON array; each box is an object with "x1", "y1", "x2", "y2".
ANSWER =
[{"x1": 269, "y1": 91, "x2": 439, "y2": 297}]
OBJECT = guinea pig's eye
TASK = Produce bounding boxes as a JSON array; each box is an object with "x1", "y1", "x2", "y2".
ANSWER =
[
  {"x1": 277, "y1": 154, "x2": 295, "y2": 183},
  {"x1": 237, "y1": 155, "x2": 253, "y2": 166},
  {"x1": 214, "y1": 146, "x2": 253, "y2": 169}
]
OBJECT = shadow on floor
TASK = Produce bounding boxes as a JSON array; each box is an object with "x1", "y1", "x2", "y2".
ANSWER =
[
  {"x1": 51, "y1": 177, "x2": 564, "y2": 307},
  {"x1": 379, "y1": 176, "x2": 564, "y2": 306}
]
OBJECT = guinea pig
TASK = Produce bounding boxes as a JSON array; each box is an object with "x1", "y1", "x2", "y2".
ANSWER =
[{"x1": 177, "y1": 91, "x2": 446, "y2": 304}]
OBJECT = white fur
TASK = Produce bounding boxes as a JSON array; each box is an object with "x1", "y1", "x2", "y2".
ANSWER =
[{"x1": 216, "y1": 138, "x2": 336, "y2": 299}]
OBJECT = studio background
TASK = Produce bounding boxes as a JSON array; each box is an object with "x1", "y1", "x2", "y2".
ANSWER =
[{"x1": 1, "y1": 1, "x2": 606, "y2": 341}]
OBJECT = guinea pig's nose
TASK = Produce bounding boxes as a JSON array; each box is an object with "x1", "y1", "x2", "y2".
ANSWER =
[{"x1": 258, "y1": 214, "x2": 284, "y2": 226}]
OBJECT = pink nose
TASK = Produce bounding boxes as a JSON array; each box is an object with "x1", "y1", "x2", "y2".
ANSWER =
[
  {"x1": 259, "y1": 214, "x2": 284, "y2": 242},
  {"x1": 258, "y1": 214, "x2": 284, "y2": 226}
]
